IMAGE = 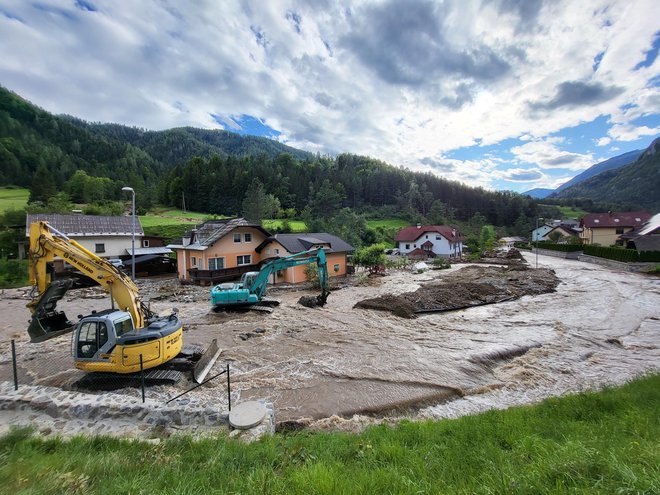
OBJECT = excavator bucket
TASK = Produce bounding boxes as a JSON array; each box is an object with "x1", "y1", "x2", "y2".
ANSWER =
[
  {"x1": 193, "y1": 338, "x2": 221, "y2": 384},
  {"x1": 27, "y1": 279, "x2": 76, "y2": 343}
]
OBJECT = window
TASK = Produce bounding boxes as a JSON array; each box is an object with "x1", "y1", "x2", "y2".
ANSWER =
[
  {"x1": 334, "y1": 264, "x2": 340, "y2": 272},
  {"x1": 275, "y1": 248, "x2": 280, "y2": 255},
  {"x1": 244, "y1": 233, "x2": 252, "y2": 242},
  {"x1": 191, "y1": 256, "x2": 197, "y2": 267},
  {"x1": 208, "y1": 257, "x2": 225, "y2": 270},
  {"x1": 436, "y1": 235, "x2": 441, "y2": 240},
  {"x1": 405, "y1": 244, "x2": 410, "y2": 250},
  {"x1": 142, "y1": 239, "x2": 150, "y2": 247},
  {"x1": 77, "y1": 321, "x2": 98, "y2": 358},
  {"x1": 237, "y1": 255, "x2": 252, "y2": 266},
  {"x1": 114, "y1": 316, "x2": 134, "y2": 337},
  {"x1": 233, "y1": 233, "x2": 241, "y2": 243},
  {"x1": 616, "y1": 227, "x2": 624, "y2": 235},
  {"x1": 95, "y1": 243, "x2": 105, "y2": 253}
]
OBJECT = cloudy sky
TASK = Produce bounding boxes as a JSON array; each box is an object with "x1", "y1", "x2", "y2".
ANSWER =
[{"x1": 1, "y1": 0, "x2": 658, "y2": 192}]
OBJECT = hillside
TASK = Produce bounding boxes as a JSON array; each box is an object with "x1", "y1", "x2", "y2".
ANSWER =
[
  {"x1": 552, "y1": 138, "x2": 660, "y2": 212},
  {"x1": 524, "y1": 148, "x2": 644, "y2": 199},
  {"x1": 523, "y1": 187, "x2": 555, "y2": 199},
  {"x1": 0, "y1": 85, "x2": 539, "y2": 229}
]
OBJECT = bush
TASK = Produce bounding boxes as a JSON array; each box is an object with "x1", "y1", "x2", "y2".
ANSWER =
[
  {"x1": 576, "y1": 246, "x2": 660, "y2": 263},
  {"x1": 0, "y1": 259, "x2": 28, "y2": 288},
  {"x1": 431, "y1": 258, "x2": 451, "y2": 269}
]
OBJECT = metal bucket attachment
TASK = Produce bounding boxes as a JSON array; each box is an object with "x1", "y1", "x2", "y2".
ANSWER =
[
  {"x1": 193, "y1": 338, "x2": 221, "y2": 384},
  {"x1": 28, "y1": 311, "x2": 75, "y2": 343},
  {"x1": 27, "y1": 279, "x2": 75, "y2": 343}
]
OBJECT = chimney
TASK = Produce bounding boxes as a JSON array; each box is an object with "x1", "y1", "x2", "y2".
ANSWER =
[
  {"x1": 416, "y1": 223, "x2": 421, "y2": 229},
  {"x1": 608, "y1": 211, "x2": 612, "y2": 216},
  {"x1": 452, "y1": 229, "x2": 456, "y2": 237}
]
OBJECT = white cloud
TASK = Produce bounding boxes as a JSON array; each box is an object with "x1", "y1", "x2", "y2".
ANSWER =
[{"x1": 0, "y1": 0, "x2": 657, "y2": 191}]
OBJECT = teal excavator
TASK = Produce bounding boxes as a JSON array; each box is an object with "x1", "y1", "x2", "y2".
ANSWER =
[{"x1": 211, "y1": 248, "x2": 329, "y2": 310}]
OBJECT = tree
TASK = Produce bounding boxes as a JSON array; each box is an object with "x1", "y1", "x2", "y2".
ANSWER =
[
  {"x1": 352, "y1": 243, "x2": 387, "y2": 274},
  {"x1": 28, "y1": 165, "x2": 56, "y2": 204},
  {"x1": 479, "y1": 225, "x2": 497, "y2": 251},
  {"x1": 241, "y1": 178, "x2": 280, "y2": 224}
]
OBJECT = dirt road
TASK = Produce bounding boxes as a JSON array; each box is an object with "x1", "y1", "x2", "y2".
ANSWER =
[{"x1": 1, "y1": 253, "x2": 658, "y2": 432}]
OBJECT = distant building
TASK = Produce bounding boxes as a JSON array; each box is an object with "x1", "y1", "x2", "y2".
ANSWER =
[
  {"x1": 579, "y1": 211, "x2": 652, "y2": 246},
  {"x1": 26, "y1": 213, "x2": 144, "y2": 259},
  {"x1": 394, "y1": 224, "x2": 464, "y2": 258}
]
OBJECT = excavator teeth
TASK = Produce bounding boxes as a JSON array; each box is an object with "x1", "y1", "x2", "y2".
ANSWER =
[{"x1": 193, "y1": 339, "x2": 221, "y2": 384}]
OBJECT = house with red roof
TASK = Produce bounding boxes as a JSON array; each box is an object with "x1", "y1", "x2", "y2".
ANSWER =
[
  {"x1": 579, "y1": 211, "x2": 652, "y2": 246},
  {"x1": 394, "y1": 224, "x2": 464, "y2": 258}
]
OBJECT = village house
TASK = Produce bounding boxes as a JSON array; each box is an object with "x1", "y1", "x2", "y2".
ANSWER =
[
  {"x1": 579, "y1": 211, "x2": 652, "y2": 246},
  {"x1": 255, "y1": 233, "x2": 354, "y2": 283},
  {"x1": 394, "y1": 224, "x2": 464, "y2": 258},
  {"x1": 619, "y1": 212, "x2": 660, "y2": 252},
  {"x1": 25, "y1": 213, "x2": 145, "y2": 260},
  {"x1": 167, "y1": 218, "x2": 270, "y2": 284},
  {"x1": 168, "y1": 218, "x2": 354, "y2": 285}
]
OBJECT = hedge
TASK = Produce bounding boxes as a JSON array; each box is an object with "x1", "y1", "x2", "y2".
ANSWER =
[
  {"x1": 583, "y1": 245, "x2": 660, "y2": 263},
  {"x1": 536, "y1": 242, "x2": 583, "y2": 252}
]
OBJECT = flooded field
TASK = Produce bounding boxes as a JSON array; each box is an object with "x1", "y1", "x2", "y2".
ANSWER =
[{"x1": 1, "y1": 252, "x2": 658, "y2": 432}]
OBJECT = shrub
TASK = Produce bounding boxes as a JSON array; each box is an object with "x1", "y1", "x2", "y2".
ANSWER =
[
  {"x1": 0, "y1": 259, "x2": 28, "y2": 288},
  {"x1": 431, "y1": 258, "x2": 451, "y2": 269}
]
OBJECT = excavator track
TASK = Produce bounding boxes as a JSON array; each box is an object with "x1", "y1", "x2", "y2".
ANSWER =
[{"x1": 74, "y1": 369, "x2": 183, "y2": 391}]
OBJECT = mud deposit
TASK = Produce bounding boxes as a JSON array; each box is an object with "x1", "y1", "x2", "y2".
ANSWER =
[
  {"x1": 354, "y1": 265, "x2": 559, "y2": 318},
  {"x1": 1, "y1": 253, "x2": 659, "y2": 434}
]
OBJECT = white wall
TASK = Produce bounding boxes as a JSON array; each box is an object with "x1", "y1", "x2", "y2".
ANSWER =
[
  {"x1": 398, "y1": 232, "x2": 460, "y2": 257},
  {"x1": 71, "y1": 235, "x2": 142, "y2": 258}
]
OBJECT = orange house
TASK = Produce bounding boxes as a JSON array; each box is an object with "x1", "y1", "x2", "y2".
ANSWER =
[
  {"x1": 167, "y1": 218, "x2": 271, "y2": 284},
  {"x1": 168, "y1": 218, "x2": 354, "y2": 285},
  {"x1": 255, "y1": 233, "x2": 354, "y2": 284}
]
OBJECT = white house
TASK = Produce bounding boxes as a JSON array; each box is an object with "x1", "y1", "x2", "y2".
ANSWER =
[
  {"x1": 26, "y1": 213, "x2": 144, "y2": 259},
  {"x1": 394, "y1": 224, "x2": 464, "y2": 258}
]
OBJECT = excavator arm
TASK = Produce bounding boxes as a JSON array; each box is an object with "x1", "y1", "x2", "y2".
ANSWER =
[
  {"x1": 27, "y1": 221, "x2": 147, "y2": 342},
  {"x1": 249, "y1": 248, "x2": 329, "y2": 300}
]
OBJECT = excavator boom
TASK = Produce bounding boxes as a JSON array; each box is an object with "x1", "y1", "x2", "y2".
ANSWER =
[
  {"x1": 211, "y1": 247, "x2": 330, "y2": 309},
  {"x1": 27, "y1": 221, "x2": 144, "y2": 342}
]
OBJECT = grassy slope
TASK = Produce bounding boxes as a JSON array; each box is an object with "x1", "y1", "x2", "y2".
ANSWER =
[
  {"x1": 0, "y1": 187, "x2": 29, "y2": 213},
  {"x1": 1, "y1": 374, "x2": 658, "y2": 494}
]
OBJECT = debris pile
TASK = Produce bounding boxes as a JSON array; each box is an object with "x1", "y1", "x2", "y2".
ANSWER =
[{"x1": 354, "y1": 265, "x2": 560, "y2": 318}]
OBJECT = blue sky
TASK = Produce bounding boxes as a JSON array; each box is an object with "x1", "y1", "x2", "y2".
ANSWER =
[{"x1": 0, "y1": 0, "x2": 658, "y2": 192}]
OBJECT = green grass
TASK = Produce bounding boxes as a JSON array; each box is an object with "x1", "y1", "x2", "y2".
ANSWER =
[
  {"x1": 0, "y1": 187, "x2": 29, "y2": 213},
  {"x1": 366, "y1": 219, "x2": 409, "y2": 229},
  {"x1": 2, "y1": 374, "x2": 658, "y2": 494},
  {"x1": 546, "y1": 205, "x2": 588, "y2": 219},
  {"x1": 262, "y1": 219, "x2": 308, "y2": 232}
]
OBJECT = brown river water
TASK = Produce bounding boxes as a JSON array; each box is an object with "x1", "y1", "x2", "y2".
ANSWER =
[{"x1": 1, "y1": 252, "x2": 658, "y2": 431}]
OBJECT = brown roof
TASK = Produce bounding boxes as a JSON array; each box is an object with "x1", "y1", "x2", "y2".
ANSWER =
[
  {"x1": 395, "y1": 225, "x2": 463, "y2": 242},
  {"x1": 26, "y1": 214, "x2": 143, "y2": 236},
  {"x1": 581, "y1": 211, "x2": 651, "y2": 229}
]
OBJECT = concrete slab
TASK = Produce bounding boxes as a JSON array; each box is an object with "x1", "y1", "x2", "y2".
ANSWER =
[{"x1": 229, "y1": 400, "x2": 266, "y2": 430}]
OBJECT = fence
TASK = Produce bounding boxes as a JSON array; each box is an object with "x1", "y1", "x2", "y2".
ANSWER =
[{"x1": 3, "y1": 339, "x2": 231, "y2": 409}]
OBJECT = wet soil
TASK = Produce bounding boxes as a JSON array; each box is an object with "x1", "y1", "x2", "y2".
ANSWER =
[
  {"x1": 354, "y1": 265, "x2": 560, "y2": 318},
  {"x1": 1, "y1": 253, "x2": 658, "y2": 433}
]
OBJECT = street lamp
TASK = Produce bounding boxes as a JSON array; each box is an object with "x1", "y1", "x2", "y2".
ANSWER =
[
  {"x1": 535, "y1": 217, "x2": 544, "y2": 269},
  {"x1": 122, "y1": 186, "x2": 136, "y2": 280}
]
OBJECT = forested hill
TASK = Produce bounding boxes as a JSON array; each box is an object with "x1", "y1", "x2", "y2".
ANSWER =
[
  {"x1": 552, "y1": 138, "x2": 660, "y2": 212},
  {"x1": 0, "y1": 85, "x2": 538, "y2": 227}
]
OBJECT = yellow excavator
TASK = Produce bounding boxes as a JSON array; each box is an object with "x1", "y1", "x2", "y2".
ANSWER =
[{"x1": 27, "y1": 221, "x2": 219, "y2": 384}]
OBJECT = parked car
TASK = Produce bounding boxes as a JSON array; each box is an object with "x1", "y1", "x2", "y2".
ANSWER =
[{"x1": 107, "y1": 258, "x2": 125, "y2": 269}]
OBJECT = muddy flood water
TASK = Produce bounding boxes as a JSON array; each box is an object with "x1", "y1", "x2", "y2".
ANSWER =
[{"x1": 1, "y1": 252, "x2": 659, "y2": 431}]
